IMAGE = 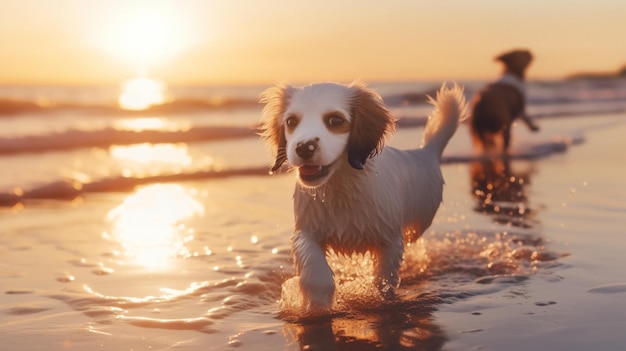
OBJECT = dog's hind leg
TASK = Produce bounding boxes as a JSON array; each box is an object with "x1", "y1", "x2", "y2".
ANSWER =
[
  {"x1": 292, "y1": 233, "x2": 335, "y2": 310},
  {"x1": 502, "y1": 125, "x2": 512, "y2": 154},
  {"x1": 471, "y1": 131, "x2": 487, "y2": 154},
  {"x1": 373, "y1": 238, "x2": 404, "y2": 300}
]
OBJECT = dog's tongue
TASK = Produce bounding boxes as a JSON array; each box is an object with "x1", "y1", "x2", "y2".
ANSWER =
[{"x1": 299, "y1": 165, "x2": 322, "y2": 176}]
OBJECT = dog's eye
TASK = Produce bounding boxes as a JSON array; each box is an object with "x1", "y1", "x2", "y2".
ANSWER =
[
  {"x1": 325, "y1": 114, "x2": 346, "y2": 128},
  {"x1": 285, "y1": 115, "x2": 299, "y2": 128}
]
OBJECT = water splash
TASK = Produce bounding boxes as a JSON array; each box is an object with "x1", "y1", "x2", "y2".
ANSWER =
[{"x1": 279, "y1": 227, "x2": 565, "y2": 320}]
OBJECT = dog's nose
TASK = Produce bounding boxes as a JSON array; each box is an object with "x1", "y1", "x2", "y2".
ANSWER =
[{"x1": 295, "y1": 139, "x2": 319, "y2": 159}]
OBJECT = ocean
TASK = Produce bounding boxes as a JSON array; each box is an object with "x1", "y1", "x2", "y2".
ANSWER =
[
  {"x1": 1, "y1": 79, "x2": 626, "y2": 350},
  {"x1": 1, "y1": 79, "x2": 625, "y2": 202}
]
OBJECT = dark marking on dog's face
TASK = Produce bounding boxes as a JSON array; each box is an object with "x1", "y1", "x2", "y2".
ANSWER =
[
  {"x1": 323, "y1": 112, "x2": 351, "y2": 134},
  {"x1": 259, "y1": 84, "x2": 295, "y2": 172},
  {"x1": 347, "y1": 86, "x2": 395, "y2": 169}
]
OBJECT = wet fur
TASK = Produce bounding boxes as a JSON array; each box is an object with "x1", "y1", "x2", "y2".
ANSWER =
[{"x1": 260, "y1": 82, "x2": 467, "y2": 310}]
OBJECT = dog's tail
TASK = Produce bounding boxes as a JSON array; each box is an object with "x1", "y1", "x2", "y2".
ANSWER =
[{"x1": 421, "y1": 83, "x2": 468, "y2": 157}]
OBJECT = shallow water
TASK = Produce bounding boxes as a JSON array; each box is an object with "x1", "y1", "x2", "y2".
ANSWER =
[{"x1": 1, "y1": 170, "x2": 564, "y2": 350}]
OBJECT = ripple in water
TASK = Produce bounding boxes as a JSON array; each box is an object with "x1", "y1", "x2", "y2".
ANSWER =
[{"x1": 43, "y1": 218, "x2": 564, "y2": 344}]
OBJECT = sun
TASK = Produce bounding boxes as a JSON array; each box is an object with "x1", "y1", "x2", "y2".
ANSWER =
[{"x1": 94, "y1": 4, "x2": 193, "y2": 70}]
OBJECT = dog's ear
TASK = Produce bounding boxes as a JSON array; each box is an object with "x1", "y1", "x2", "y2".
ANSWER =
[
  {"x1": 347, "y1": 83, "x2": 395, "y2": 170},
  {"x1": 259, "y1": 84, "x2": 294, "y2": 172}
]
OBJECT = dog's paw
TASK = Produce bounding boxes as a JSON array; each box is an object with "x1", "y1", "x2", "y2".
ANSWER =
[
  {"x1": 375, "y1": 277, "x2": 398, "y2": 301},
  {"x1": 300, "y1": 274, "x2": 335, "y2": 310}
]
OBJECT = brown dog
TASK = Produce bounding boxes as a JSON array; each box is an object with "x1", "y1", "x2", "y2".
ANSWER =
[{"x1": 470, "y1": 49, "x2": 539, "y2": 154}]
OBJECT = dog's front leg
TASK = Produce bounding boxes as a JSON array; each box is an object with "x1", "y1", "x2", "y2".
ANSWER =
[
  {"x1": 292, "y1": 233, "x2": 335, "y2": 310},
  {"x1": 374, "y1": 239, "x2": 404, "y2": 300}
]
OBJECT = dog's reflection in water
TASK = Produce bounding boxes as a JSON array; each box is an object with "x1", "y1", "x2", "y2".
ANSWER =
[
  {"x1": 285, "y1": 298, "x2": 446, "y2": 351},
  {"x1": 470, "y1": 158, "x2": 536, "y2": 227}
]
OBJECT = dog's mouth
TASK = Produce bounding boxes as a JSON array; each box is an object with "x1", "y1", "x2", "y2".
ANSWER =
[{"x1": 298, "y1": 164, "x2": 332, "y2": 183}]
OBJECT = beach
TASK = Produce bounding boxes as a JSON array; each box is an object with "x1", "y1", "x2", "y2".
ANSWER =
[{"x1": 1, "y1": 81, "x2": 626, "y2": 350}]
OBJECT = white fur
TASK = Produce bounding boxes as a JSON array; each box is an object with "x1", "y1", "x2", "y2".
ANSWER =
[{"x1": 260, "y1": 82, "x2": 467, "y2": 310}]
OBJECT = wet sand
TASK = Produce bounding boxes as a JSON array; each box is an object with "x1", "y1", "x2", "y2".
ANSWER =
[{"x1": 1, "y1": 113, "x2": 626, "y2": 350}]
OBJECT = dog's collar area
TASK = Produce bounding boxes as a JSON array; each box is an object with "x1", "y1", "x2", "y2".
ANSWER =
[{"x1": 497, "y1": 73, "x2": 526, "y2": 98}]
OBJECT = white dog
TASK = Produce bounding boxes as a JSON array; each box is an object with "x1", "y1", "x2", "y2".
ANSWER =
[{"x1": 260, "y1": 82, "x2": 467, "y2": 310}]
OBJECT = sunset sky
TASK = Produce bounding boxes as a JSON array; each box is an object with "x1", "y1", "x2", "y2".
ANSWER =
[{"x1": 1, "y1": 0, "x2": 625, "y2": 85}]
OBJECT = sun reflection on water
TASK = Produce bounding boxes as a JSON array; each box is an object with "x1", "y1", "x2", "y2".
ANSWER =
[
  {"x1": 114, "y1": 117, "x2": 190, "y2": 132},
  {"x1": 118, "y1": 77, "x2": 165, "y2": 111},
  {"x1": 104, "y1": 184, "x2": 204, "y2": 269},
  {"x1": 110, "y1": 143, "x2": 193, "y2": 177}
]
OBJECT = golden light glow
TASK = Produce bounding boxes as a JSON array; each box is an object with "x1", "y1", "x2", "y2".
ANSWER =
[
  {"x1": 110, "y1": 143, "x2": 192, "y2": 176},
  {"x1": 94, "y1": 4, "x2": 193, "y2": 69},
  {"x1": 114, "y1": 117, "x2": 167, "y2": 131},
  {"x1": 105, "y1": 184, "x2": 204, "y2": 269},
  {"x1": 118, "y1": 77, "x2": 166, "y2": 110},
  {"x1": 3, "y1": 2, "x2": 626, "y2": 84}
]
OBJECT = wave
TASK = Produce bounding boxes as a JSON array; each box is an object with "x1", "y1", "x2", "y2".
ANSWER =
[
  {"x1": 0, "y1": 97, "x2": 260, "y2": 116},
  {"x1": 0, "y1": 166, "x2": 271, "y2": 207},
  {"x1": 0, "y1": 126, "x2": 257, "y2": 155},
  {"x1": 0, "y1": 133, "x2": 584, "y2": 207},
  {"x1": 443, "y1": 133, "x2": 585, "y2": 163}
]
